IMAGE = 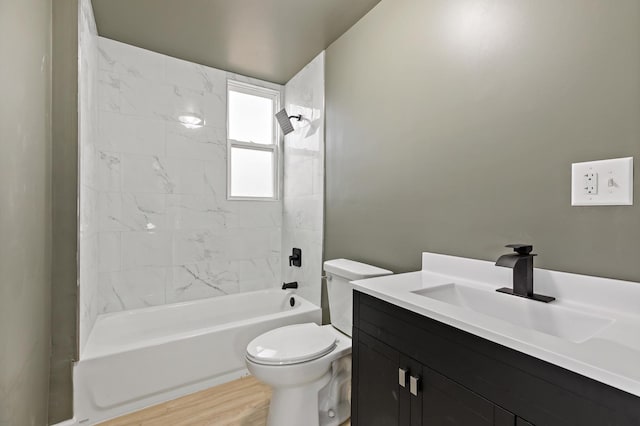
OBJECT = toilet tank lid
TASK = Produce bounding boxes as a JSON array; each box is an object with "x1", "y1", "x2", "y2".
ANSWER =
[{"x1": 323, "y1": 259, "x2": 393, "y2": 281}]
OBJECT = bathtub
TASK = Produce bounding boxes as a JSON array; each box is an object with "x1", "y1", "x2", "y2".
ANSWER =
[{"x1": 73, "y1": 289, "x2": 320, "y2": 425}]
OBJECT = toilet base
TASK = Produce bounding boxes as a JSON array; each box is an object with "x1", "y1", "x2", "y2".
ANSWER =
[
  {"x1": 318, "y1": 356, "x2": 351, "y2": 426},
  {"x1": 265, "y1": 355, "x2": 352, "y2": 426},
  {"x1": 267, "y1": 370, "x2": 332, "y2": 426}
]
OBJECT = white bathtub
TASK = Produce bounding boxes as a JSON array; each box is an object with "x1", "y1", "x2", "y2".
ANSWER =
[{"x1": 73, "y1": 289, "x2": 320, "y2": 425}]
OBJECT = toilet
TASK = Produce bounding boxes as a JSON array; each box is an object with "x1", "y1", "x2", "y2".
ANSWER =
[{"x1": 245, "y1": 259, "x2": 392, "y2": 426}]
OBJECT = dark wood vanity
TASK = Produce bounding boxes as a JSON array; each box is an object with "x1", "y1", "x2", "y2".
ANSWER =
[{"x1": 351, "y1": 291, "x2": 640, "y2": 426}]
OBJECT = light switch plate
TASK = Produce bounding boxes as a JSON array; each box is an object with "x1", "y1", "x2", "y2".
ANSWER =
[{"x1": 571, "y1": 157, "x2": 633, "y2": 206}]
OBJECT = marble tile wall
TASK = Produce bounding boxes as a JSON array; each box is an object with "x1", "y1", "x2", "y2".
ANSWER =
[
  {"x1": 281, "y1": 52, "x2": 325, "y2": 307},
  {"x1": 92, "y1": 38, "x2": 283, "y2": 315},
  {"x1": 78, "y1": 0, "x2": 100, "y2": 354}
]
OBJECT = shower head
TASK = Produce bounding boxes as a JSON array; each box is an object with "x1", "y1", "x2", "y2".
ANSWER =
[{"x1": 275, "y1": 108, "x2": 302, "y2": 135}]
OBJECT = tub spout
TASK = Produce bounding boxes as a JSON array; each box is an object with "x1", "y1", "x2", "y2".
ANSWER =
[{"x1": 282, "y1": 281, "x2": 298, "y2": 290}]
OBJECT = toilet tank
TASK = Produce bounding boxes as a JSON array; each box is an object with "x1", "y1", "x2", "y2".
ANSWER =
[{"x1": 324, "y1": 259, "x2": 393, "y2": 336}]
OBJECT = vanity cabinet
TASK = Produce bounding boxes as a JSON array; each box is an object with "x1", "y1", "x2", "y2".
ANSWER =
[
  {"x1": 352, "y1": 291, "x2": 640, "y2": 426},
  {"x1": 355, "y1": 328, "x2": 523, "y2": 426}
]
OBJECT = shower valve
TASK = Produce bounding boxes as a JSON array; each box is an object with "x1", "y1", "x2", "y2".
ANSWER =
[{"x1": 289, "y1": 248, "x2": 302, "y2": 267}]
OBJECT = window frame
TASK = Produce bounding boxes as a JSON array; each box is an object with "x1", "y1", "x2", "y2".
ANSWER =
[{"x1": 226, "y1": 80, "x2": 281, "y2": 201}]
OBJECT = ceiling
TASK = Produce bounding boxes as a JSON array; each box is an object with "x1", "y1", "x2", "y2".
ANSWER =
[{"x1": 91, "y1": 0, "x2": 382, "y2": 84}]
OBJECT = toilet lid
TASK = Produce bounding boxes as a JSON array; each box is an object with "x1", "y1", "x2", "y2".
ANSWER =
[{"x1": 246, "y1": 323, "x2": 337, "y2": 366}]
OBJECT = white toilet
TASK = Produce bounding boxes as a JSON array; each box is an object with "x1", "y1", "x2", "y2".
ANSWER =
[{"x1": 245, "y1": 259, "x2": 392, "y2": 426}]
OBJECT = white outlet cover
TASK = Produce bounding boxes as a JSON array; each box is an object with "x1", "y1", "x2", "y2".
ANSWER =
[{"x1": 571, "y1": 157, "x2": 634, "y2": 206}]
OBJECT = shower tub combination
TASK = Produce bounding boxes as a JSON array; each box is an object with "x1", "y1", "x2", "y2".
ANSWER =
[{"x1": 73, "y1": 289, "x2": 320, "y2": 425}]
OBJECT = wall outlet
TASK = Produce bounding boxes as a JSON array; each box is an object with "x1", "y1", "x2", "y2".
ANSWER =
[
  {"x1": 583, "y1": 172, "x2": 598, "y2": 195},
  {"x1": 571, "y1": 157, "x2": 633, "y2": 206}
]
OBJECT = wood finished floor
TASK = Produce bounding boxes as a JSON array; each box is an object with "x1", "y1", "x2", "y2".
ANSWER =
[{"x1": 99, "y1": 376, "x2": 351, "y2": 426}]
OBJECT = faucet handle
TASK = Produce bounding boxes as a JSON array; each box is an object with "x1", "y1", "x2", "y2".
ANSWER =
[{"x1": 505, "y1": 244, "x2": 533, "y2": 255}]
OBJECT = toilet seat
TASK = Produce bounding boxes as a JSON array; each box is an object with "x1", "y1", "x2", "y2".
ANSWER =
[{"x1": 247, "y1": 323, "x2": 337, "y2": 366}]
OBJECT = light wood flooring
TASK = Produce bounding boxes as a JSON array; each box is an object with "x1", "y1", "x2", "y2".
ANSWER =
[{"x1": 99, "y1": 376, "x2": 351, "y2": 426}]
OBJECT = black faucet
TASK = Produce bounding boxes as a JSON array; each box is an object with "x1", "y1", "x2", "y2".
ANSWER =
[
  {"x1": 289, "y1": 248, "x2": 302, "y2": 267},
  {"x1": 282, "y1": 281, "x2": 298, "y2": 290},
  {"x1": 495, "y1": 244, "x2": 555, "y2": 303}
]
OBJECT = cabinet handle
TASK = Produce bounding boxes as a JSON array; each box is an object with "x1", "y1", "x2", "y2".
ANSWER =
[
  {"x1": 399, "y1": 368, "x2": 408, "y2": 388},
  {"x1": 410, "y1": 375, "x2": 420, "y2": 396}
]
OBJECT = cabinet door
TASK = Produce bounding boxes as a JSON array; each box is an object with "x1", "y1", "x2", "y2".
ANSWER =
[
  {"x1": 495, "y1": 406, "x2": 516, "y2": 426},
  {"x1": 399, "y1": 355, "x2": 423, "y2": 426},
  {"x1": 422, "y1": 366, "x2": 509, "y2": 426},
  {"x1": 353, "y1": 330, "x2": 401, "y2": 426}
]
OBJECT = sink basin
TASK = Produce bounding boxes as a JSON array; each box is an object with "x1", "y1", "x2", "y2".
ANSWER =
[{"x1": 412, "y1": 283, "x2": 614, "y2": 343}]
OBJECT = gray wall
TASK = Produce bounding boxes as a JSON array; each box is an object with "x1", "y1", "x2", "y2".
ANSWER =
[
  {"x1": 0, "y1": 0, "x2": 52, "y2": 424},
  {"x1": 325, "y1": 0, "x2": 640, "y2": 282},
  {"x1": 49, "y1": 0, "x2": 79, "y2": 423}
]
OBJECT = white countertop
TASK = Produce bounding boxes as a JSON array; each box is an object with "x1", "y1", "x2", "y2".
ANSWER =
[{"x1": 351, "y1": 252, "x2": 640, "y2": 397}]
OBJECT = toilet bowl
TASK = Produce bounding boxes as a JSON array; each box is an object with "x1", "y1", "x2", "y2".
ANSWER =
[
  {"x1": 246, "y1": 324, "x2": 352, "y2": 426},
  {"x1": 245, "y1": 259, "x2": 392, "y2": 426}
]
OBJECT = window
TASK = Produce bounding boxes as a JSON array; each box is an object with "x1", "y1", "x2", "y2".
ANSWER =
[{"x1": 227, "y1": 80, "x2": 280, "y2": 200}]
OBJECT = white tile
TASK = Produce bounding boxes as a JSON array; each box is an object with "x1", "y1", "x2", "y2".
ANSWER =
[
  {"x1": 227, "y1": 201, "x2": 282, "y2": 229},
  {"x1": 98, "y1": 37, "x2": 127, "y2": 73},
  {"x1": 98, "y1": 272, "x2": 125, "y2": 313},
  {"x1": 97, "y1": 151, "x2": 121, "y2": 192},
  {"x1": 172, "y1": 229, "x2": 222, "y2": 265},
  {"x1": 218, "y1": 228, "x2": 272, "y2": 260},
  {"x1": 98, "y1": 37, "x2": 165, "y2": 81},
  {"x1": 79, "y1": 233, "x2": 99, "y2": 283},
  {"x1": 312, "y1": 156, "x2": 324, "y2": 196},
  {"x1": 80, "y1": 186, "x2": 99, "y2": 234},
  {"x1": 284, "y1": 154, "x2": 314, "y2": 198},
  {"x1": 98, "y1": 232, "x2": 121, "y2": 273},
  {"x1": 120, "y1": 76, "x2": 169, "y2": 119},
  {"x1": 167, "y1": 261, "x2": 239, "y2": 303},
  {"x1": 237, "y1": 279, "x2": 270, "y2": 293},
  {"x1": 79, "y1": 231, "x2": 99, "y2": 347},
  {"x1": 164, "y1": 85, "x2": 206, "y2": 123},
  {"x1": 203, "y1": 90, "x2": 227, "y2": 129},
  {"x1": 98, "y1": 192, "x2": 126, "y2": 231},
  {"x1": 98, "y1": 71, "x2": 121, "y2": 112},
  {"x1": 79, "y1": 0, "x2": 97, "y2": 35},
  {"x1": 89, "y1": 36, "x2": 299, "y2": 314},
  {"x1": 97, "y1": 110, "x2": 121, "y2": 151},
  {"x1": 165, "y1": 58, "x2": 216, "y2": 93},
  {"x1": 121, "y1": 154, "x2": 176, "y2": 194},
  {"x1": 280, "y1": 52, "x2": 325, "y2": 307},
  {"x1": 165, "y1": 157, "x2": 205, "y2": 194},
  {"x1": 165, "y1": 122, "x2": 225, "y2": 160},
  {"x1": 81, "y1": 139, "x2": 99, "y2": 189},
  {"x1": 282, "y1": 228, "x2": 323, "y2": 305},
  {"x1": 121, "y1": 193, "x2": 167, "y2": 231},
  {"x1": 99, "y1": 193, "x2": 167, "y2": 232},
  {"x1": 231, "y1": 258, "x2": 278, "y2": 283},
  {"x1": 98, "y1": 267, "x2": 169, "y2": 313},
  {"x1": 78, "y1": 0, "x2": 100, "y2": 354},
  {"x1": 203, "y1": 66, "x2": 227, "y2": 93},
  {"x1": 166, "y1": 194, "x2": 228, "y2": 230},
  {"x1": 203, "y1": 158, "x2": 227, "y2": 200},
  {"x1": 116, "y1": 115, "x2": 165, "y2": 156},
  {"x1": 121, "y1": 230, "x2": 172, "y2": 269},
  {"x1": 283, "y1": 195, "x2": 322, "y2": 232}
]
